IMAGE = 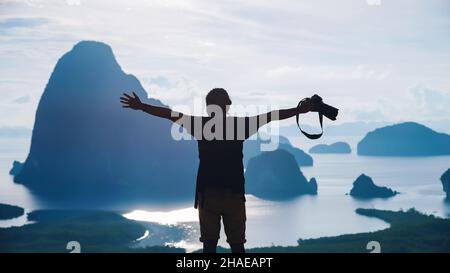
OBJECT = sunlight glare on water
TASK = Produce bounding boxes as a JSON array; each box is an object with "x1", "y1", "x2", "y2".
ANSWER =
[{"x1": 123, "y1": 207, "x2": 198, "y2": 225}]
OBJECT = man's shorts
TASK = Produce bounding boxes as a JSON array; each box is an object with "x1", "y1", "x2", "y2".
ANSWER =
[{"x1": 198, "y1": 187, "x2": 246, "y2": 244}]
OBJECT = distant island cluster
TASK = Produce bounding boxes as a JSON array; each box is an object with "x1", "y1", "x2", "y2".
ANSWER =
[{"x1": 7, "y1": 41, "x2": 450, "y2": 203}]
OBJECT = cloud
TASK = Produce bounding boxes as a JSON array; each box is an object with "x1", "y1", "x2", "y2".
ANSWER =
[
  {"x1": 23, "y1": 0, "x2": 45, "y2": 8},
  {"x1": 366, "y1": 0, "x2": 382, "y2": 6},
  {"x1": 266, "y1": 65, "x2": 390, "y2": 81},
  {"x1": 0, "y1": 126, "x2": 31, "y2": 138},
  {"x1": 266, "y1": 66, "x2": 304, "y2": 79},
  {"x1": 148, "y1": 76, "x2": 172, "y2": 88},
  {"x1": 66, "y1": 0, "x2": 81, "y2": 6},
  {"x1": 410, "y1": 86, "x2": 450, "y2": 119},
  {"x1": 0, "y1": 0, "x2": 449, "y2": 127},
  {"x1": 354, "y1": 109, "x2": 386, "y2": 122},
  {"x1": 12, "y1": 94, "x2": 31, "y2": 104},
  {"x1": 0, "y1": 17, "x2": 49, "y2": 29},
  {"x1": 138, "y1": 74, "x2": 205, "y2": 109}
]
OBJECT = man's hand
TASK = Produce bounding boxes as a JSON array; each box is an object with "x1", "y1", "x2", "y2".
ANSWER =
[
  {"x1": 120, "y1": 92, "x2": 143, "y2": 110},
  {"x1": 298, "y1": 98, "x2": 312, "y2": 114}
]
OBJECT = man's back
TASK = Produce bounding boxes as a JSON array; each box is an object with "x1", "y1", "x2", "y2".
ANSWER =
[
  {"x1": 197, "y1": 137, "x2": 245, "y2": 193},
  {"x1": 180, "y1": 116, "x2": 250, "y2": 207}
]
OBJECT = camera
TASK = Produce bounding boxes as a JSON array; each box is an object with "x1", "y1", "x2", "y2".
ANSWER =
[
  {"x1": 309, "y1": 94, "x2": 339, "y2": 121},
  {"x1": 296, "y1": 94, "x2": 339, "y2": 139}
]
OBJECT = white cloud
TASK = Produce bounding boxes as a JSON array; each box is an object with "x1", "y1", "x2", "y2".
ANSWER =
[
  {"x1": 410, "y1": 86, "x2": 450, "y2": 119},
  {"x1": 13, "y1": 94, "x2": 30, "y2": 104},
  {"x1": 66, "y1": 0, "x2": 81, "y2": 6},
  {"x1": 266, "y1": 64, "x2": 390, "y2": 81},
  {"x1": 23, "y1": 0, "x2": 44, "y2": 8},
  {"x1": 354, "y1": 109, "x2": 386, "y2": 122},
  {"x1": 138, "y1": 74, "x2": 205, "y2": 107},
  {"x1": 366, "y1": 0, "x2": 382, "y2": 6},
  {"x1": 266, "y1": 66, "x2": 304, "y2": 79},
  {"x1": 0, "y1": 17, "x2": 49, "y2": 28},
  {"x1": 0, "y1": 0, "x2": 449, "y2": 127}
]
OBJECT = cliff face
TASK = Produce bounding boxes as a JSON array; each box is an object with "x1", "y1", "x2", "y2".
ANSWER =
[
  {"x1": 245, "y1": 149, "x2": 317, "y2": 200},
  {"x1": 13, "y1": 41, "x2": 198, "y2": 203},
  {"x1": 350, "y1": 174, "x2": 398, "y2": 199},
  {"x1": 441, "y1": 169, "x2": 450, "y2": 200},
  {"x1": 357, "y1": 122, "x2": 450, "y2": 156}
]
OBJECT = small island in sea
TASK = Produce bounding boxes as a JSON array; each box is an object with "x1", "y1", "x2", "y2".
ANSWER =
[
  {"x1": 309, "y1": 142, "x2": 351, "y2": 154},
  {"x1": 349, "y1": 174, "x2": 398, "y2": 199},
  {"x1": 357, "y1": 122, "x2": 450, "y2": 156},
  {"x1": 0, "y1": 203, "x2": 24, "y2": 220},
  {"x1": 245, "y1": 149, "x2": 317, "y2": 200}
]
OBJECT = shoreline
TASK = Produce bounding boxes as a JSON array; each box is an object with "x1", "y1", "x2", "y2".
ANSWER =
[{"x1": 2, "y1": 208, "x2": 449, "y2": 253}]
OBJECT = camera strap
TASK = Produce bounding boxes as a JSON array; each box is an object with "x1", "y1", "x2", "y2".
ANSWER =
[{"x1": 296, "y1": 100, "x2": 324, "y2": 140}]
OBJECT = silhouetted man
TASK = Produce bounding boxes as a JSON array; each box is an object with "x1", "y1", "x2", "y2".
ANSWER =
[{"x1": 120, "y1": 88, "x2": 311, "y2": 253}]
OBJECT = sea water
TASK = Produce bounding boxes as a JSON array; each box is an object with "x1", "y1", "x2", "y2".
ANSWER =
[{"x1": 1, "y1": 136, "x2": 449, "y2": 251}]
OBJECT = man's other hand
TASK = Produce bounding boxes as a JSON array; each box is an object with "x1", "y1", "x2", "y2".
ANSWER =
[{"x1": 120, "y1": 92, "x2": 143, "y2": 110}]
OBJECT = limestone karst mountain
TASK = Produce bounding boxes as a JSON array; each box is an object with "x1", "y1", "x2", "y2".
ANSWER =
[{"x1": 12, "y1": 41, "x2": 198, "y2": 203}]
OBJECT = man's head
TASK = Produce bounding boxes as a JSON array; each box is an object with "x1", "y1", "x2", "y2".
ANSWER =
[{"x1": 206, "y1": 88, "x2": 232, "y2": 116}]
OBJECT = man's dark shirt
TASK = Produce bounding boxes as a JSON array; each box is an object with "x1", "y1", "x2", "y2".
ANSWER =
[{"x1": 176, "y1": 115, "x2": 261, "y2": 208}]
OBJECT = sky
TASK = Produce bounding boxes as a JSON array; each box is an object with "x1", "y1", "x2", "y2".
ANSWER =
[{"x1": 0, "y1": 0, "x2": 449, "y2": 130}]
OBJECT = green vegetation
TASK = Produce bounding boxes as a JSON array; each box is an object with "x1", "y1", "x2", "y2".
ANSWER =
[
  {"x1": 0, "y1": 203, "x2": 24, "y2": 220},
  {"x1": 2, "y1": 208, "x2": 450, "y2": 253},
  {"x1": 247, "y1": 208, "x2": 450, "y2": 253},
  {"x1": 0, "y1": 210, "x2": 184, "y2": 253}
]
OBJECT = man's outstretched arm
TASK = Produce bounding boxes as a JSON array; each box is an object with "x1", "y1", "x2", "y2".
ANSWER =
[
  {"x1": 120, "y1": 92, "x2": 183, "y2": 122},
  {"x1": 244, "y1": 98, "x2": 312, "y2": 138}
]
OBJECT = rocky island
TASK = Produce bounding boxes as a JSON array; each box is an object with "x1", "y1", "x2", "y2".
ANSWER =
[
  {"x1": 349, "y1": 174, "x2": 398, "y2": 199},
  {"x1": 245, "y1": 149, "x2": 317, "y2": 200},
  {"x1": 357, "y1": 122, "x2": 450, "y2": 156},
  {"x1": 0, "y1": 203, "x2": 25, "y2": 220},
  {"x1": 309, "y1": 142, "x2": 351, "y2": 154}
]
